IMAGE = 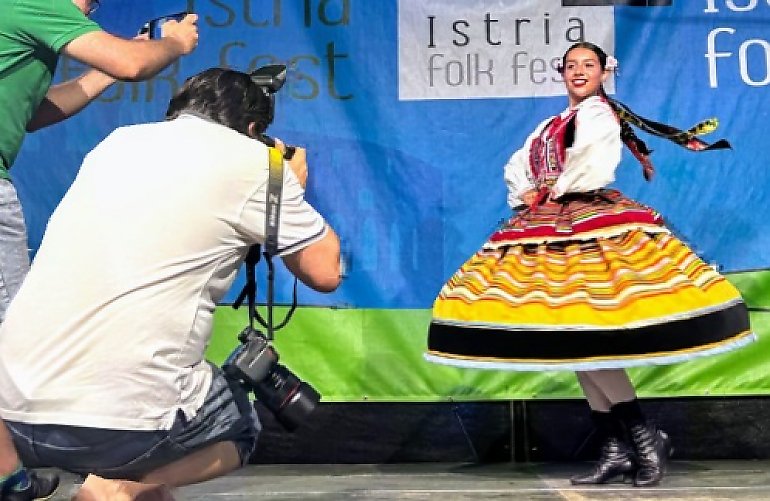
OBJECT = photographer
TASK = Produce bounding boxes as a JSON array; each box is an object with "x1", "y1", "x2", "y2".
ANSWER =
[
  {"x1": 1, "y1": 3, "x2": 198, "y2": 497},
  {"x1": 0, "y1": 67, "x2": 341, "y2": 500}
]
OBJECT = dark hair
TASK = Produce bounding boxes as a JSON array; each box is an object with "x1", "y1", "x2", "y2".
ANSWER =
[
  {"x1": 558, "y1": 41, "x2": 608, "y2": 74},
  {"x1": 165, "y1": 68, "x2": 272, "y2": 136}
]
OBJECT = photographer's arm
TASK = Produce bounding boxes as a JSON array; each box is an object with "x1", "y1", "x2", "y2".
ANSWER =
[
  {"x1": 282, "y1": 227, "x2": 341, "y2": 293},
  {"x1": 260, "y1": 145, "x2": 340, "y2": 291}
]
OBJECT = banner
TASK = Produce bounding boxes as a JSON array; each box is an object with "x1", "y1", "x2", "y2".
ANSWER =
[
  {"x1": 398, "y1": 0, "x2": 615, "y2": 100},
  {"x1": 11, "y1": 0, "x2": 770, "y2": 400}
]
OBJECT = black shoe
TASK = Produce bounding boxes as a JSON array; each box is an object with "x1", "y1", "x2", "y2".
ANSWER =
[
  {"x1": 570, "y1": 436, "x2": 637, "y2": 485},
  {"x1": 1, "y1": 472, "x2": 60, "y2": 501},
  {"x1": 629, "y1": 424, "x2": 673, "y2": 487}
]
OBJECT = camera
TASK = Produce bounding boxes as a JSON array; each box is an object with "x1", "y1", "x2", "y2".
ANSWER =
[
  {"x1": 222, "y1": 65, "x2": 311, "y2": 431},
  {"x1": 139, "y1": 12, "x2": 188, "y2": 40},
  {"x1": 250, "y1": 64, "x2": 296, "y2": 159},
  {"x1": 223, "y1": 326, "x2": 320, "y2": 432}
]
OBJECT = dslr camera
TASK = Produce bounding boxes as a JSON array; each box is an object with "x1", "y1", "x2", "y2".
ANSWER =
[
  {"x1": 222, "y1": 66, "x2": 315, "y2": 431},
  {"x1": 223, "y1": 326, "x2": 320, "y2": 432},
  {"x1": 249, "y1": 64, "x2": 297, "y2": 159}
]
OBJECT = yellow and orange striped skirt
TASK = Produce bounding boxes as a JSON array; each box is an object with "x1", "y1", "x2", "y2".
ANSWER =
[{"x1": 426, "y1": 190, "x2": 755, "y2": 371}]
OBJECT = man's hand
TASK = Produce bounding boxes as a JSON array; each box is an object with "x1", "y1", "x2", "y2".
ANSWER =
[
  {"x1": 286, "y1": 147, "x2": 308, "y2": 189},
  {"x1": 160, "y1": 14, "x2": 199, "y2": 55}
]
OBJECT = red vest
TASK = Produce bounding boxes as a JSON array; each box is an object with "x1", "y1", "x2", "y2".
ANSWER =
[{"x1": 528, "y1": 109, "x2": 577, "y2": 189}]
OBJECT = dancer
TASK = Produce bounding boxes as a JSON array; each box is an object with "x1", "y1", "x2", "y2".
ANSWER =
[{"x1": 426, "y1": 42, "x2": 754, "y2": 487}]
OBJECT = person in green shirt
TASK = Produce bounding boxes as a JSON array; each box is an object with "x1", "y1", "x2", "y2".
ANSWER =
[{"x1": 0, "y1": 1, "x2": 199, "y2": 500}]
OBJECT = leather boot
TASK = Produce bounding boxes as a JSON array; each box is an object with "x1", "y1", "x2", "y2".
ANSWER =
[
  {"x1": 570, "y1": 436, "x2": 636, "y2": 484},
  {"x1": 570, "y1": 411, "x2": 636, "y2": 485},
  {"x1": 628, "y1": 422, "x2": 672, "y2": 487}
]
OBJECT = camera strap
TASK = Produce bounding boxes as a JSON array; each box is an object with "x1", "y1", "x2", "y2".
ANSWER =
[
  {"x1": 264, "y1": 147, "x2": 283, "y2": 256},
  {"x1": 233, "y1": 147, "x2": 298, "y2": 340}
]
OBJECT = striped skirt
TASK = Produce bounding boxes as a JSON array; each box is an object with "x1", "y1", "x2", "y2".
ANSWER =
[{"x1": 426, "y1": 189, "x2": 755, "y2": 371}]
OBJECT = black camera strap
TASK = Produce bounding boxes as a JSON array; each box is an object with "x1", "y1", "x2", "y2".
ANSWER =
[{"x1": 233, "y1": 147, "x2": 298, "y2": 340}]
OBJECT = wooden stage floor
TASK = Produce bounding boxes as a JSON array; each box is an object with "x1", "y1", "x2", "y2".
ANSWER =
[{"x1": 45, "y1": 460, "x2": 770, "y2": 500}]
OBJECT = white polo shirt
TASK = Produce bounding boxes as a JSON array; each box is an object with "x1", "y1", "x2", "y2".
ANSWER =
[{"x1": 0, "y1": 114, "x2": 327, "y2": 430}]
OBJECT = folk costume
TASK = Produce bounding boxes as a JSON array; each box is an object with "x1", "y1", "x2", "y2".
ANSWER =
[{"x1": 426, "y1": 95, "x2": 754, "y2": 371}]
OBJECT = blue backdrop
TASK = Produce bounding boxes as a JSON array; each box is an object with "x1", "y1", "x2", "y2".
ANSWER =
[{"x1": 12, "y1": 0, "x2": 770, "y2": 309}]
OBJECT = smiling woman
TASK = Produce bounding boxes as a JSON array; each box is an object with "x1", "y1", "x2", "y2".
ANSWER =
[
  {"x1": 562, "y1": 46, "x2": 606, "y2": 107},
  {"x1": 426, "y1": 41, "x2": 754, "y2": 489}
]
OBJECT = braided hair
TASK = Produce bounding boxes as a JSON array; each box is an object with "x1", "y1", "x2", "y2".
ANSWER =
[{"x1": 560, "y1": 42, "x2": 730, "y2": 181}]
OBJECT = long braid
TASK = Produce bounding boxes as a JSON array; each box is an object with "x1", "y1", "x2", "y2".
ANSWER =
[
  {"x1": 606, "y1": 94, "x2": 731, "y2": 181},
  {"x1": 605, "y1": 96, "x2": 656, "y2": 181},
  {"x1": 561, "y1": 42, "x2": 731, "y2": 182}
]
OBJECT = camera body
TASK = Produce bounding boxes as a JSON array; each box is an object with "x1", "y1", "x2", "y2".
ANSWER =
[
  {"x1": 250, "y1": 64, "x2": 296, "y2": 159},
  {"x1": 223, "y1": 326, "x2": 320, "y2": 432}
]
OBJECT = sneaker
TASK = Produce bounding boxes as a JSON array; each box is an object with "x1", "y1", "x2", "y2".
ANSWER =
[{"x1": 2, "y1": 472, "x2": 60, "y2": 501}]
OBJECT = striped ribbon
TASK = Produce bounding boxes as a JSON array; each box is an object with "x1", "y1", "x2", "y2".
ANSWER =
[{"x1": 606, "y1": 97, "x2": 731, "y2": 180}]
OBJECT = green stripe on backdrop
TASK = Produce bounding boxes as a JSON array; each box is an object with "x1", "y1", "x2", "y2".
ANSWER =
[{"x1": 208, "y1": 270, "x2": 770, "y2": 402}]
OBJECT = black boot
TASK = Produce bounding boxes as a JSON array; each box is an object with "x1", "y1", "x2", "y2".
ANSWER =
[
  {"x1": 611, "y1": 399, "x2": 673, "y2": 488},
  {"x1": 628, "y1": 423, "x2": 672, "y2": 487},
  {"x1": 570, "y1": 411, "x2": 636, "y2": 485}
]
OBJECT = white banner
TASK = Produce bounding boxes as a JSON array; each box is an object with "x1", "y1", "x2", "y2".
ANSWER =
[{"x1": 398, "y1": 0, "x2": 615, "y2": 100}]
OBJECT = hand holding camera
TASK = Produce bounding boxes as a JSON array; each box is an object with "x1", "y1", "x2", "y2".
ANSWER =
[
  {"x1": 286, "y1": 146, "x2": 308, "y2": 188},
  {"x1": 161, "y1": 13, "x2": 199, "y2": 54},
  {"x1": 269, "y1": 138, "x2": 307, "y2": 188},
  {"x1": 140, "y1": 12, "x2": 199, "y2": 55}
]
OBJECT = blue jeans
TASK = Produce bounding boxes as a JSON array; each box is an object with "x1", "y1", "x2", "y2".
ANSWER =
[
  {"x1": 6, "y1": 364, "x2": 261, "y2": 480},
  {"x1": 0, "y1": 179, "x2": 30, "y2": 324}
]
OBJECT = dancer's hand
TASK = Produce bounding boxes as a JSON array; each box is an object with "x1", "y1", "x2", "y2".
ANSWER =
[{"x1": 521, "y1": 189, "x2": 538, "y2": 206}]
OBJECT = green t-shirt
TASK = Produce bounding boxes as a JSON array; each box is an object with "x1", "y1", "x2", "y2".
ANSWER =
[{"x1": 0, "y1": 1, "x2": 101, "y2": 179}]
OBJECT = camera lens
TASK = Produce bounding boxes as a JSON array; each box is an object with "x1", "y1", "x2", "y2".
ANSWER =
[{"x1": 253, "y1": 364, "x2": 321, "y2": 432}]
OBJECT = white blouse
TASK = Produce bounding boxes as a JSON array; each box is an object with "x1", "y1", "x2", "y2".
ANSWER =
[{"x1": 503, "y1": 96, "x2": 623, "y2": 208}]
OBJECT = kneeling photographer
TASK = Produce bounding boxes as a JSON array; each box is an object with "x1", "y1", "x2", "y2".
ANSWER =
[{"x1": 0, "y1": 66, "x2": 340, "y2": 499}]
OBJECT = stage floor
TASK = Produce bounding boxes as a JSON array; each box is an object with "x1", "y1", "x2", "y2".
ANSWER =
[{"x1": 48, "y1": 460, "x2": 770, "y2": 500}]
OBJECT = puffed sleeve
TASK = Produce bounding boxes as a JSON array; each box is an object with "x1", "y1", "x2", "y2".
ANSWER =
[
  {"x1": 551, "y1": 97, "x2": 622, "y2": 198},
  {"x1": 504, "y1": 117, "x2": 552, "y2": 208}
]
